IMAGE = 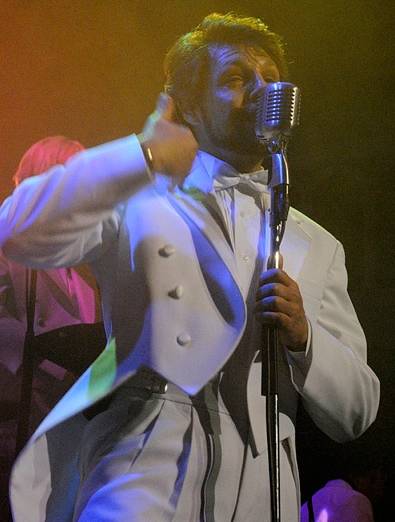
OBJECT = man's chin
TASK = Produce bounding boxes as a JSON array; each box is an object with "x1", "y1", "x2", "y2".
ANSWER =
[
  {"x1": 203, "y1": 122, "x2": 268, "y2": 166},
  {"x1": 226, "y1": 134, "x2": 266, "y2": 157}
]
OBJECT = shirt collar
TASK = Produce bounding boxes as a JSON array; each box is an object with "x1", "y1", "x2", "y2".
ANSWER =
[{"x1": 182, "y1": 150, "x2": 268, "y2": 195}]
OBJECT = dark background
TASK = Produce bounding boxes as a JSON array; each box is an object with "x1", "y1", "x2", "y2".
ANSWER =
[{"x1": 1, "y1": 0, "x2": 394, "y2": 516}]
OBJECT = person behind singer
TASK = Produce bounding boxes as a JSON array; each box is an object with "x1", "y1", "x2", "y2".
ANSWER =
[
  {"x1": 300, "y1": 443, "x2": 386, "y2": 522},
  {"x1": 1, "y1": 13, "x2": 379, "y2": 522},
  {"x1": 0, "y1": 137, "x2": 102, "y2": 520}
]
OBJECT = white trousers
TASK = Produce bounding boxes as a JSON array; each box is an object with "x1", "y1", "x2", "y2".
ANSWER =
[{"x1": 73, "y1": 380, "x2": 299, "y2": 522}]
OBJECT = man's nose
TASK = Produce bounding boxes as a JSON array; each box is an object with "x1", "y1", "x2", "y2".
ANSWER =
[{"x1": 248, "y1": 73, "x2": 267, "y2": 101}]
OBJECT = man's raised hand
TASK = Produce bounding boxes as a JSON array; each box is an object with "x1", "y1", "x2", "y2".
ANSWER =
[{"x1": 139, "y1": 93, "x2": 198, "y2": 183}]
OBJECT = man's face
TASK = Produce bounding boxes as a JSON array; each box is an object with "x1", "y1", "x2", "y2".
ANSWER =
[{"x1": 193, "y1": 44, "x2": 280, "y2": 167}]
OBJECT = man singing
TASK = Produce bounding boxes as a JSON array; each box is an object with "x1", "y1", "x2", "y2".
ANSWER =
[{"x1": 1, "y1": 13, "x2": 379, "y2": 522}]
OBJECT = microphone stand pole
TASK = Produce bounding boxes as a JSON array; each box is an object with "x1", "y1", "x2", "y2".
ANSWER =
[
  {"x1": 262, "y1": 141, "x2": 290, "y2": 522},
  {"x1": 15, "y1": 268, "x2": 37, "y2": 456}
]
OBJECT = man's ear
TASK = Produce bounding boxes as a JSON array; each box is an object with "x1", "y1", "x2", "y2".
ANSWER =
[{"x1": 179, "y1": 104, "x2": 202, "y2": 128}]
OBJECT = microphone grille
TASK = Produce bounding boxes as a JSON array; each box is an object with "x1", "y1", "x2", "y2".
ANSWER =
[{"x1": 256, "y1": 82, "x2": 301, "y2": 141}]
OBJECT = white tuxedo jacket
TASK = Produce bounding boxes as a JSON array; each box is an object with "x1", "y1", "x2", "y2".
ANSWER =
[{"x1": 0, "y1": 135, "x2": 379, "y2": 521}]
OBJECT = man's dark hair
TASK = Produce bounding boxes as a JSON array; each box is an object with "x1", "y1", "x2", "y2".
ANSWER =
[{"x1": 164, "y1": 12, "x2": 288, "y2": 117}]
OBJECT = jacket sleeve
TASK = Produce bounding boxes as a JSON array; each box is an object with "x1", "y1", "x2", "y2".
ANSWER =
[
  {"x1": 0, "y1": 135, "x2": 150, "y2": 267},
  {"x1": 288, "y1": 241, "x2": 380, "y2": 442}
]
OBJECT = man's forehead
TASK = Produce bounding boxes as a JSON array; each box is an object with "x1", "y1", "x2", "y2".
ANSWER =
[{"x1": 208, "y1": 43, "x2": 278, "y2": 71}]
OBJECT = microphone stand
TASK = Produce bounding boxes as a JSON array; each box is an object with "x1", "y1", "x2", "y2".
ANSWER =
[
  {"x1": 15, "y1": 268, "x2": 37, "y2": 456},
  {"x1": 262, "y1": 138, "x2": 290, "y2": 522}
]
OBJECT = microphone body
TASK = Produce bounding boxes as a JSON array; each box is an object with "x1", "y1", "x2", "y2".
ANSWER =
[{"x1": 255, "y1": 81, "x2": 300, "y2": 196}]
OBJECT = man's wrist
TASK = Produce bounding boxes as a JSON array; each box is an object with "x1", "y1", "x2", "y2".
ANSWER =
[{"x1": 286, "y1": 320, "x2": 312, "y2": 355}]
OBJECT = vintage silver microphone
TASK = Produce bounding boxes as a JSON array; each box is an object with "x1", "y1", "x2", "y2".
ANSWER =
[
  {"x1": 256, "y1": 82, "x2": 301, "y2": 522},
  {"x1": 256, "y1": 81, "x2": 301, "y2": 145},
  {"x1": 256, "y1": 81, "x2": 301, "y2": 254}
]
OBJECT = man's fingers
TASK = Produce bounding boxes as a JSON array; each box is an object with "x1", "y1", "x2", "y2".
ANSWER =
[
  {"x1": 254, "y1": 311, "x2": 291, "y2": 329},
  {"x1": 259, "y1": 268, "x2": 292, "y2": 286},
  {"x1": 255, "y1": 295, "x2": 297, "y2": 315},
  {"x1": 256, "y1": 284, "x2": 291, "y2": 301}
]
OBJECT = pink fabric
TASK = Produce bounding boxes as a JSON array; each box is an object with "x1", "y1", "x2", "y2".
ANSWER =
[
  {"x1": 301, "y1": 479, "x2": 374, "y2": 522},
  {"x1": 0, "y1": 250, "x2": 100, "y2": 374}
]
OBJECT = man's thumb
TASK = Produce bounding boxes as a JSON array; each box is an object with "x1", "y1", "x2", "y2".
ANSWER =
[{"x1": 156, "y1": 92, "x2": 175, "y2": 121}]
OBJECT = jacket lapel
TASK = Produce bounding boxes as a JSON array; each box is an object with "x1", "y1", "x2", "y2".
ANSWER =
[
  {"x1": 281, "y1": 211, "x2": 312, "y2": 281},
  {"x1": 169, "y1": 189, "x2": 240, "y2": 286}
]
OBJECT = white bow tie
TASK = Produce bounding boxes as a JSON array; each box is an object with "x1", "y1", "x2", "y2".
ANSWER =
[{"x1": 213, "y1": 169, "x2": 268, "y2": 194}]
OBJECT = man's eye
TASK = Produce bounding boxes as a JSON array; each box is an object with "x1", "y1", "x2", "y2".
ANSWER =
[{"x1": 224, "y1": 75, "x2": 245, "y2": 85}]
